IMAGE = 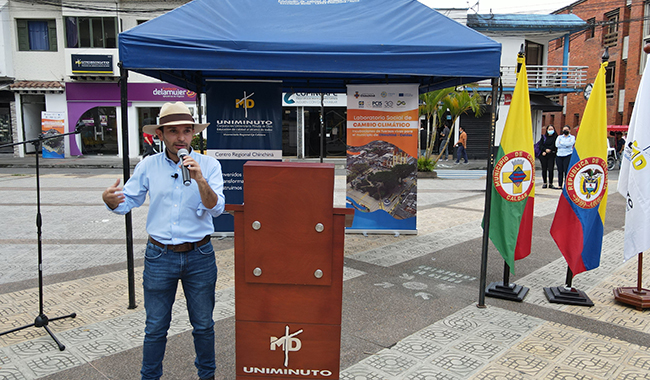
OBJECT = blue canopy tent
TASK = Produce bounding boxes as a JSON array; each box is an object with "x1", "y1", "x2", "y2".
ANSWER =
[
  {"x1": 115, "y1": 0, "x2": 502, "y2": 308},
  {"x1": 118, "y1": 0, "x2": 501, "y2": 92}
]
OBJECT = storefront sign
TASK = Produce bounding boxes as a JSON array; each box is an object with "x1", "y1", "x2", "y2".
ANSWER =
[
  {"x1": 282, "y1": 93, "x2": 346, "y2": 107},
  {"x1": 71, "y1": 54, "x2": 113, "y2": 75},
  {"x1": 206, "y1": 82, "x2": 283, "y2": 234},
  {"x1": 346, "y1": 84, "x2": 419, "y2": 233},
  {"x1": 41, "y1": 111, "x2": 65, "y2": 159},
  {"x1": 65, "y1": 82, "x2": 196, "y2": 102}
]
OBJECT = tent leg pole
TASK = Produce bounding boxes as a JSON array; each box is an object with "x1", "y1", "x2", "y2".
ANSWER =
[
  {"x1": 320, "y1": 93, "x2": 324, "y2": 163},
  {"x1": 477, "y1": 78, "x2": 499, "y2": 308},
  {"x1": 119, "y1": 63, "x2": 136, "y2": 310}
]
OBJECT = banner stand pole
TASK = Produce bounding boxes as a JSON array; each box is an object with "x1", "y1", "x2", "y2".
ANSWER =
[
  {"x1": 485, "y1": 261, "x2": 529, "y2": 302},
  {"x1": 543, "y1": 265, "x2": 594, "y2": 306},
  {"x1": 614, "y1": 252, "x2": 650, "y2": 310}
]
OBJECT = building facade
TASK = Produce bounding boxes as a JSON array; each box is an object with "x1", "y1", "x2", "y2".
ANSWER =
[
  {"x1": 1, "y1": 0, "x2": 196, "y2": 158},
  {"x1": 545, "y1": 0, "x2": 650, "y2": 129},
  {"x1": 463, "y1": 12, "x2": 588, "y2": 159}
]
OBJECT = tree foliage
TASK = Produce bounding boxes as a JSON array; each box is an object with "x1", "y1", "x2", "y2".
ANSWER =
[{"x1": 418, "y1": 86, "x2": 484, "y2": 165}]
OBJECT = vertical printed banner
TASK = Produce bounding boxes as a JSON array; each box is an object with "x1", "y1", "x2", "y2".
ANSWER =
[
  {"x1": 206, "y1": 82, "x2": 282, "y2": 234},
  {"x1": 41, "y1": 112, "x2": 65, "y2": 159},
  {"x1": 346, "y1": 84, "x2": 419, "y2": 233}
]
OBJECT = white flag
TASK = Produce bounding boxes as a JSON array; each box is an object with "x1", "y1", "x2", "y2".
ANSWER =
[{"x1": 618, "y1": 54, "x2": 650, "y2": 261}]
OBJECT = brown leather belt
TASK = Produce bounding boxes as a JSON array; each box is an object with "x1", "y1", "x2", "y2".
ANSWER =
[{"x1": 148, "y1": 235, "x2": 211, "y2": 252}]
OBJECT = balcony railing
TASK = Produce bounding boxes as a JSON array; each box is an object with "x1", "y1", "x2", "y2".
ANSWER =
[{"x1": 479, "y1": 65, "x2": 588, "y2": 90}]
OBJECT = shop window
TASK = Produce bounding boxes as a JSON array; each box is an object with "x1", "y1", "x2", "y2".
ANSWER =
[
  {"x1": 138, "y1": 107, "x2": 161, "y2": 155},
  {"x1": 603, "y1": 10, "x2": 619, "y2": 48},
  {"x1": 16, "y1": 19, "x2": 57, "y2": 51},
  {"x1": 0, "y1": 106, "x2": 12, "y2": 152},
  {"x1": 76, "y1": 107, "x2": 118, "y2": 155},
  {"x1": 65, "y1": 17, "x2": 117, "y2": 48}
]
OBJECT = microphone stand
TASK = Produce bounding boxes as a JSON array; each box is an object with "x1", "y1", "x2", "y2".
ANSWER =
[{"x1": 0, "y1": 130, "x2": 80, "y2": 351}]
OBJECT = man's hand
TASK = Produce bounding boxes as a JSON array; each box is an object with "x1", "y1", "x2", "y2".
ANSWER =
[
  {"x1": 180, "y1": 155, "x2": 205, "y2": 182},
  {"x1": 181, "y1": 156, "x2": 219, "y2": 209},
  {"x1": 102, "y1": 178, "x2": 124, "y2": 210}
]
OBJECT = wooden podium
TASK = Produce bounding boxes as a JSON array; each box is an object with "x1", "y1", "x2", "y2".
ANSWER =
[{"x1": 226, "y1": 162, "x2": 353, "y2": 379}]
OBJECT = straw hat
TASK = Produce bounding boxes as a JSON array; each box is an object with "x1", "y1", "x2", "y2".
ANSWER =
[{"x1": 142, "y1": 102, "x2": 209, "y2": 135}]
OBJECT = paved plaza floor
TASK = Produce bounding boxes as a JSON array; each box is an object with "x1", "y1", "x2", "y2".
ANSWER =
[{"x1": 0, "y1": 159, "x2": 648, "y2": 380}]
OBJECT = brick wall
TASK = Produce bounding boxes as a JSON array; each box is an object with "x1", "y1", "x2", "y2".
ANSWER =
[{"x1": 546, "y1": 0, "x2": 647, "y2": 128}]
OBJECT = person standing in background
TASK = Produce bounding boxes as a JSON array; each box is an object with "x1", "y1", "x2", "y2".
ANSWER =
[
  {"x1": 440, "y1": 124, "x2": 450, "y2": 161},
  {"x1": 537, "y1": 125, "x2": 557, "y2": 188},
  {"x1": 615, "y1": 131, "x2": 626, "y2": 169},
  {"x1": 555, "y1": 125, "x2": 576, "y2": 188},
  {"x1": 455, "y1": 126, "x2": 468, "y2": 164}
]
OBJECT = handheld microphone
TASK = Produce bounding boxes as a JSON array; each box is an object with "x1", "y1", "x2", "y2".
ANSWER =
[{"x1": 177, "y1": 149, "x2": 191, "y2": 187}]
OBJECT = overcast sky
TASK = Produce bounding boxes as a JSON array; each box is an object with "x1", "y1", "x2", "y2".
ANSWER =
[{"x1": 418, "y1": 0, "x2": 578, "y2": 14}]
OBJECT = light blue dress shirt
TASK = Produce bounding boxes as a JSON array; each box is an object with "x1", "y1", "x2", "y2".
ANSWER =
[
  {"x1": 555, "y1": 134, "x2": 576, "y2": 157},
  {"x1": 108, "y1": 149, "x2": 225, "y2": 245}
]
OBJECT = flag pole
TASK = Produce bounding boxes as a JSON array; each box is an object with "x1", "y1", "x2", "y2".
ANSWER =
[
  {"x1": 484, "y1": 46, "x2": 530, "y2": 303},
  {"x1": 613, "y1": 252, "x2": 650, "y2": 310},
  {"x1": 545, "y1": 49, "x2": 613, "y2": 308},
  {"x1": 613, "y1": 43, "x2": 650, "y2": 310}
]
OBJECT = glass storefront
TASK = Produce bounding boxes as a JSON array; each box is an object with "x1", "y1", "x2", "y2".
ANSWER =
[
  {"x1": 76, "y1": 106, "x2": 118, "y2": 155},
  {"x1": 281, "y1": 108, "x2": 298, "y2": 156},
  {"x1": 303, "y1": 106, "x2": 347, "y2": 157},
  {"x1": 0, "y1": 105, "x2": 12, "y2": 153},
  {"x1": 137, "y1": 106, "x2": 161, "y2": 155}
]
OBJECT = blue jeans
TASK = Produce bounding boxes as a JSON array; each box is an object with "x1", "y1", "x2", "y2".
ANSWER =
[
  {"x1": 456, "y1": 145, "x2": 468, "y2": 163},
  {"x1": 141, "y1": 240, "x2": 217, "y2": 380},
  {"x1": 441, "y1": 139, "x2": 449, "y2": 158},
  {"x1": 556, "y1": 155, "x2": 571, "y2": 187}
]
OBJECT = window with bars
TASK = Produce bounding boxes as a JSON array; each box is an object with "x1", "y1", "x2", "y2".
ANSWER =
[
  {"x1": 65, "y1": 17, "x2": 117, "y2": 48},
  {"x1": 603, "y1": 9, "x2": 619, "y2": 48},
  {"x1": 16, "y1": 19, "x2": 57, "y2": 51}
]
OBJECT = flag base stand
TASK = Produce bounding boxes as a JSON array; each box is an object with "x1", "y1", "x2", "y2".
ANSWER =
[
  {"x1": 613, "y1": 287, "x2": 650, "y2": 310},
  {"x1": 485, "y1": 281, "x2": 529, "y2": 302},
  {"x1": 613, "y1": 254, "x2": 650, "y2": 310},
  {"x1": 544, "y1": 286, "x2": 594, "y2": 306}
]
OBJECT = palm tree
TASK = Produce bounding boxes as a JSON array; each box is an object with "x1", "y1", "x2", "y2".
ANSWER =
[
  {"x1": 434, "y1": 87, "x2": 483, "y2": 164},
  {"x1": 419, "y1": 87, "x2": 455, "y2": 161}
]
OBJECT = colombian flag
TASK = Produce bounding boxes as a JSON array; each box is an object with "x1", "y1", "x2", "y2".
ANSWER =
[
  {"x1": 550, "y1": 61, "x2": 609, "y2": 275},
  {"x1": 488, "y1": 55, "x2": 535, "y2": 273}
]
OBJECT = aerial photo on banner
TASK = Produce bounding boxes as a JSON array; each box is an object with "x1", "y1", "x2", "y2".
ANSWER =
[{"x1": 346, "y1": 84, "x2": 419, "y2": 233}]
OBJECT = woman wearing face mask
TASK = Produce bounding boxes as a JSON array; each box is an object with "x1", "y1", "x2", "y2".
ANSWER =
[
  {"x1": 537, "y1": 125, "x2": 558, "y2": 188},
  {"x1": 555, "y1": 125, "x2": 576, "y2": 188}
]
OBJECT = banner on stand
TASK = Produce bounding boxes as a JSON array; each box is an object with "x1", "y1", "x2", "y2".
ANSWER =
[
  {"x1": 206, "y1": 82, "x2": 282, "y2": 234},
  {"x1": 346, "y1": 84, "x2": 419, "y2": 233},
  {"x1": 41, "y1": 112, "x2": 65, "y2": 159}
]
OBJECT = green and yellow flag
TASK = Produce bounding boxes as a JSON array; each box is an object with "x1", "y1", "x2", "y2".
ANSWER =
[{"x1": 488, "y1": 55, "x2": 536, "y2": 273}]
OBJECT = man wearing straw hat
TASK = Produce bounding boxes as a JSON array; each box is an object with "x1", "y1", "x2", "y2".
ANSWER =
[{"x1": 102, "y1": 102, "x2": 224, "y2": 380}]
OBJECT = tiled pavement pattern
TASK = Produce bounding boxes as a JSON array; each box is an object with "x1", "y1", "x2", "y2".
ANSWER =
[
  {"x1": 342, "y1": 226, "x2": 650, "y2": 379},
  {"x1": 342, "y1": 305, "x2": 650, "y2": 380},
  {"x1": 2, "y1": 173, "x2": 649, "y2": 379}
]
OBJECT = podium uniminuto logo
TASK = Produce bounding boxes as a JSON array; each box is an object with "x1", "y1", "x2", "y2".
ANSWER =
[
  {"x1": 270, "y1": 325, "x2": 303, "y2": 367},
  {"x1": 241, "y1": 325, "x2": 334, "y2": 377}
]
